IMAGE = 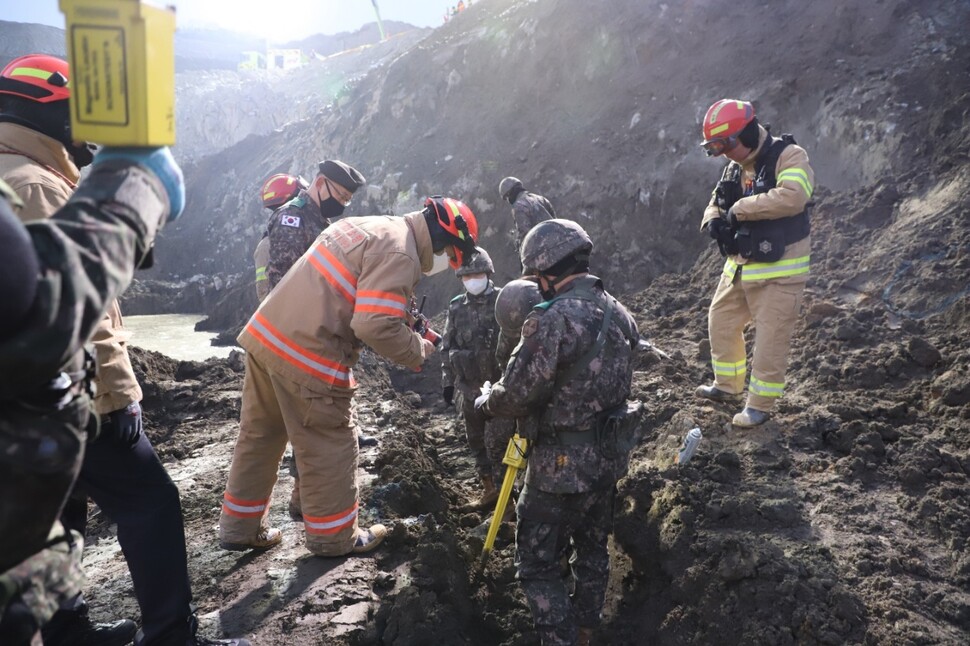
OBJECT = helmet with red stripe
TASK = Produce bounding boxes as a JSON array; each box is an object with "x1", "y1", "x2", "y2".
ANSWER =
[
  {"x1": 424, "y1": 196, "x2": 479, "y2": 269},
  {"x1": 261, "y1": 174, "x2": 308, "y2": 209},
  {"x1": 0, "y1": 54, "x2": 71, "y2": 104},
  {"x1": 700, "y1": 99, "x2": 754, "y2": 157}
]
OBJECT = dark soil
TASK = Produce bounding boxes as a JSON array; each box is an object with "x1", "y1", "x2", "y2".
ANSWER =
[{"x1": 75, "y1": 0, "x2": 970, "y2": 644}]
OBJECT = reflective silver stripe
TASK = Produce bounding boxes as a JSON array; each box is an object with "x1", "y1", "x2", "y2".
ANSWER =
[
  {"x1": 356, "y1": 295, "x2": 406, "y2": 312},
  {"x1": 750, "y1": 376, "x2": 784, "y2": 397},
  {"x1": 310, "y1": 246, "x2": 356, "y2": 299},
  {"x1": 741, "y1": 255, "x2": 810, "y2": 280},
  {"x1": 222, "y1": 498, "x2": 265, "y2": 514},
  {"x1": 250, "y1": 317, "x2": 351, "y2": 383},
  {"x1": 777, "y1": 168, "x2": 813, "y2": 198},
  {"x1": 304, "y1": 507, "x2": 358, "y2": 532},
  {"x1": 712, "y1": 358, "x2": 745, "y2": 376}
]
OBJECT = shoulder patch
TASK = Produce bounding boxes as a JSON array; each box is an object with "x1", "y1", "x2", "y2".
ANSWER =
[
  {"x1": 280, "y1": 214, "x2": 301, "y2": 228},
  {"x1": 521, "y1": 317, "x2": 539, "y2": 338},
  {"x1": 328, "y1": 218, "x2": 369, "y2": 253}
]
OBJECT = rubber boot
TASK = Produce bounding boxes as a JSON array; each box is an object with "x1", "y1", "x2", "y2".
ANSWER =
[{"x1": 694, "y1": 384, "x2": 736, "y2": 402}]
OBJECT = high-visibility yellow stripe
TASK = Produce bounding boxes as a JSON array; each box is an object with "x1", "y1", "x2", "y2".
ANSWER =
[
  {"x1": 777, "y1": 168, "x2": 813, "y2": 198},
  {"x1": 709, "y1": 122, "x2": 730, "y2": 136},
  {"x1": 741, "y1": 255, "x2": 810, "y2": 281},
  {"x1": 750, "y1": 376, "x2": 784, "y2": 397},
  {"x1": 712, "y1": 358, "x2": 746, "y2": 377},
  {"x1": 255, "y1": 266, "x2": 268, "y2": 281},
  {"x1": 10, "y1": 67, "x2": 56, "y2": 81}
]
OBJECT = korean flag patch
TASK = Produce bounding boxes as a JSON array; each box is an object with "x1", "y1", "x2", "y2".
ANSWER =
[{"x1": 280, "y1": 214, "x2": 301, "y2": 228}]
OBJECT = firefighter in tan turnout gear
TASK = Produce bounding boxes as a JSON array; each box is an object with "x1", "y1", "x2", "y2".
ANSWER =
[
  {"x1": 220, "y1": 197, "x2": 480, "y2": 557},
  {"x1": 696, "y1": 99, "x2": 815, "y2": 427}
]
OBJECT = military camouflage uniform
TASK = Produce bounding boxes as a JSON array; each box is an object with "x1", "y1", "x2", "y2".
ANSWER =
[
  {"x1": 266, "y1": 190, "x2": 331, "y2": 287},
  {"x1": 510, "y1": 191, "x2": 556, "y2": 252},
  {"x1": 0, "y1": 162, "x2": 170, "y2": 634},
  {"x1": 483, "y1": 274, "x2": 639, "y2": 646},
  {"x1": 441, "y1": 283, "x2": 513, "y2": 484}
]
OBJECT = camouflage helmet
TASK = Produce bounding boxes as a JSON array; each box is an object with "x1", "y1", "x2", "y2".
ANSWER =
[
  {"x1": 520, "y1": 219, "x2": 593, "y2": 274},
  {"x1": 494, "y1": 278, "x2": 543, "y2": 336},
  {"x1": 455, "y1": 247, "x2": 494, "y2": 277},
  {"x1": 498, "y1": 176, "x2": 523, "y2": 200}
]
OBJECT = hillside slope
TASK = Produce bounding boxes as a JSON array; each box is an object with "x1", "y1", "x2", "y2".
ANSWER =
[{"x1": 38, "y1": 0, "x2": 970, "y2": 644}]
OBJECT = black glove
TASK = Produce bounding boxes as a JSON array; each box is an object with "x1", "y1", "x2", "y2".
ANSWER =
[
  {"x1": 102, "y1": 401, "x2": 143, "y2": 446},
  {"x1": 726, "y1": 206, "x2": 740, "y2": 228},
  {"x1": 442, "y1": 386, "x2": 455, "y2": 406},
  {"x1": 707, "y1": 217, "x2": 729, "y2": 240}
]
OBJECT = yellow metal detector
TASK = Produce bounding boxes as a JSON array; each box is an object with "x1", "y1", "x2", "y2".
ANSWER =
[
  {"x1": 59, "y1": 0, "x2": 176, "y2": 146},
  {"x1": 479, "y1": 434, "x2": 528, "y2": 568}
]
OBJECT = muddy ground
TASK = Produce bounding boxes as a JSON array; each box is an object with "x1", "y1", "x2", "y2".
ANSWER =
[
  {"x1": 70, "y1": 0, "x2": 970, "y2": 643},
  {"x1": 78, "y1": 154, "x2": 970, "y2": 644}
]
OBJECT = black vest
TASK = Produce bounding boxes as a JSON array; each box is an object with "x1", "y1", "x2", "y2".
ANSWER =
[{"x1": 733, "y1": 134, "x2": 810, "y2": 262}]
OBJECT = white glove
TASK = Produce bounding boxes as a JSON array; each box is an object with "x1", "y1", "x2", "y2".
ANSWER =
[{"x1": 474, "y1": 381, "x2": 492, "y2": 409}]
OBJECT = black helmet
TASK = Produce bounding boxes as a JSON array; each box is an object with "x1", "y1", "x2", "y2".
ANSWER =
[
  {"x1": 499, "y1": 176, "x2": 523, "y2": 201},
  {"x1": 455, "y1": 247, "x2": 494, "y2": 277},
  {"x1": 494, "y1": 278, "x2": 543, "y2": 336},
  {"x1": 520, "y1": 219, "x2": 593, "y2": 274}
]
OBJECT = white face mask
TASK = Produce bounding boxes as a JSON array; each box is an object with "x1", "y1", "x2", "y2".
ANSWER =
[
  {"x1": 424, "y1": 252, "x2": 451, "y2": 276},
  {"x1": 463, "y1": 276, "x2": 489, "y2": 295}
]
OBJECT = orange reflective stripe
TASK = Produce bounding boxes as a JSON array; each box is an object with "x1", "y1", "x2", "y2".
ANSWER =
[
  {"x1": 246, "y1": 312, "x2": 355, "y2": 388},
  {"x1": 222, "y1": 491, "x2": 269, "y2": 518},
  {"x1": 307, "y1": 243, "x2": 357, "y2": 303},
  {"x1": 355, "y1": 290, "x2": 407, "y2": 317},
  {"x1": 303, "y1": 501, "x2": 359, "y2": 535}
]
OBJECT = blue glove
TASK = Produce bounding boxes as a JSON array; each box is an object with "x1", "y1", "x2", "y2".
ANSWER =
[{"x1": 93, "y1": 146, "x2": 185, "y2": 221}]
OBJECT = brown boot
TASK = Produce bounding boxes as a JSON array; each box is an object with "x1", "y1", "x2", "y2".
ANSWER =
[
  {"x1": 576, "y1": 626, "x2": 594, "y2": 646},
  {"x1": 462, "y1": 474, "x2": 499, "y2": 511}
]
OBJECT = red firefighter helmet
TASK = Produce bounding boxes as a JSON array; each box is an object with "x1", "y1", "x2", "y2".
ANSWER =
[
  {"x1": 700, "y1": 99, "x2": 754, "y2": 156},
  {"x1": 260, "y1": 174, "x2": 308, "y2": 209},
  {"x1": 424, "y1": 196, "x2": 479, "y2": 269},
  {"x1": 0, "y1": 54, "x2": 71, "y2": 104}
]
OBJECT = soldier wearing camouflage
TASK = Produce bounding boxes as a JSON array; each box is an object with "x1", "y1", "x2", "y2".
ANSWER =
[
  {"x1": 499, "y1": 176, "x2": 556, "y2": 254},
  {"x1": 482, "y1": 219, "x2": 639, "y2": 646},
  {"x1": 0, "y1": 150, "x2": 179, "y2": 640},
  {"x1": 441, "y1": 248, "x2": 513, "y2": 497},
  {"x1": 494, "y1": 277, "x2": 544, "y2": 368},
  {"x1": 266, "y1": 160, "x2": 364, "y2": 287}
]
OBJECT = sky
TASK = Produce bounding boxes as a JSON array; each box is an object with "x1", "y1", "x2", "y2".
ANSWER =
[{"x1": 5, "y1": 1, "x2": 449, "y2": 41}]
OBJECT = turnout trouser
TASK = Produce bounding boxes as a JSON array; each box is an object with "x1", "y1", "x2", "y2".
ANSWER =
[
  {"x1": 708, "y1": 269, "x2": 805, "y2": 412},
  {"x1": 220, "y1": 353, "x2": 360, "y2": 556}
]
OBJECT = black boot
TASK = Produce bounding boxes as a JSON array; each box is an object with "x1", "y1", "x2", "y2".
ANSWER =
[
  {"x1": 42, "y1": 603, "x2": 137, "y2": 646},
  {"x1": 357, "y1": 432, "x2": 379, "y2": 448}
]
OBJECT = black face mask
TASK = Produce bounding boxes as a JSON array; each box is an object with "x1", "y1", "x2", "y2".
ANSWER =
[
  {"x1": 68, "y1": 141, "x2": 97, "y2": 168},
  {"x1": 319, "y1": 196, "x2": 345, "y2": 221}
]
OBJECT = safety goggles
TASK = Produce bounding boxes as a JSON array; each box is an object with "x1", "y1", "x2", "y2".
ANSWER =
[
  {"x1": 700, "y1": 135, "x2": 739, "y2": 157},
  {"x1": 325, "y1": 178, "x2": 353, "y2": 206}
]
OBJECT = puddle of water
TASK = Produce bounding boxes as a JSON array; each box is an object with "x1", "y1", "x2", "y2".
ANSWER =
[{"x1": 124, "y1": 314, "x2": 234, "y2": 362}]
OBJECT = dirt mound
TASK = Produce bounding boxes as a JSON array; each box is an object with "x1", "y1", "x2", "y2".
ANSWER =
[{"x1": 75, "y1": 0, "x2": 970, "y2": 643}]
